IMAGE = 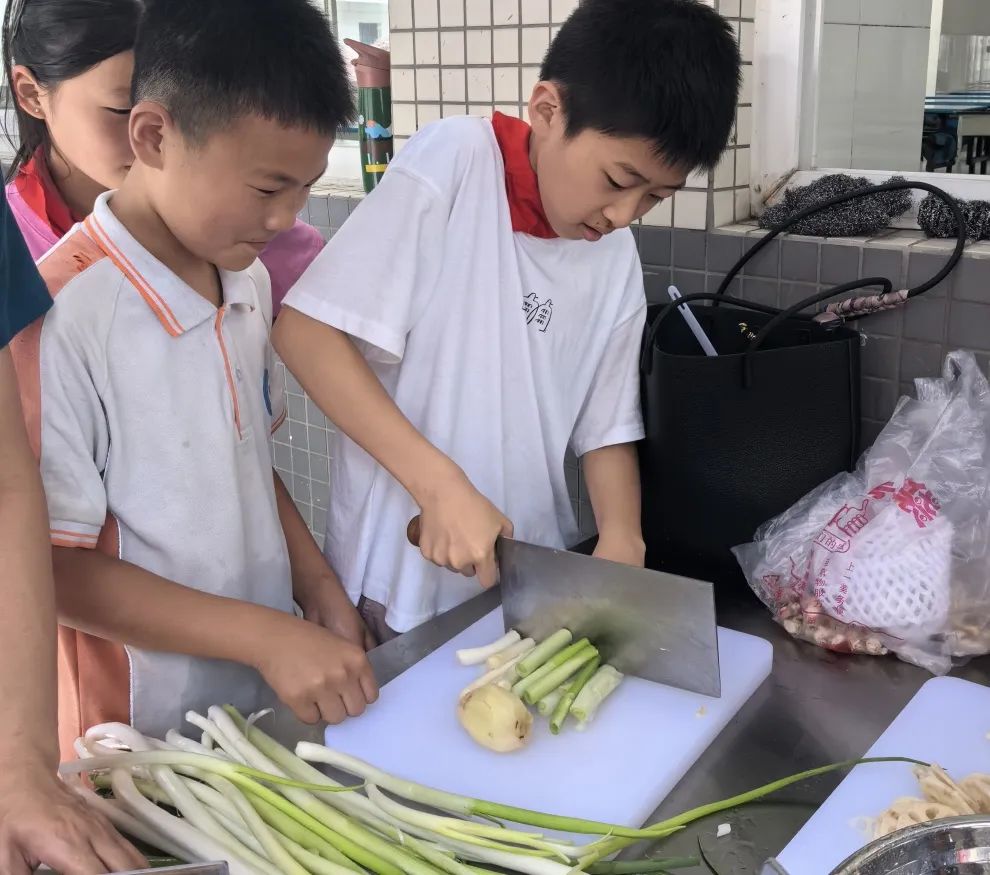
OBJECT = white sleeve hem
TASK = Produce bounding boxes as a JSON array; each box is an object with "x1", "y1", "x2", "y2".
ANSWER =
[
  {"x1": 283, "y1": 295, "x2": 406, "y2": 364},
  {"x1": 572, "y1": 424, "x2": 645, "y2": 459}
]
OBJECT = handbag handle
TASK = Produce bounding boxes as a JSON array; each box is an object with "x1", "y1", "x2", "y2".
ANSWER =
[
  {"x1": 641, "y1": 293, "x2": 780, "y2": 374},
  {"x1": 711, "y1": 180, "x2": 966, "y2": 303},
  {"x1": 640, "y1": 278, "x2": 891, "y2": 376}
]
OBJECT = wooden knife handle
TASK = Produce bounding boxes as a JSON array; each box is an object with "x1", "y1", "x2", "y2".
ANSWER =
[{"x1": 407, "y1": 515, "x2": 422, "y2": 547}]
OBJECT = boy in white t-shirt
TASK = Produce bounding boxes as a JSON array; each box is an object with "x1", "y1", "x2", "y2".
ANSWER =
[{"x1": 273, "y1": 0, "x2": 741, "y2": 639}]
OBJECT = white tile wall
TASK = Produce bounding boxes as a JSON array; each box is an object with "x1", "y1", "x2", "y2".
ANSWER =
[
  {"x1": 521, "y1": 0, "x2": 551, "y2": 25},
  {"x1": 642, "y1": 197, "x2": 674, "y2": 227},
  {"x1": 413, "y1": 0, "x2": 439, "y2": 28},
  {"x1": 550, "y1": 0, "x2": 579, "y2": 23},
  {"x1": 414, "y1": 29, "x2": 440, "y2": 64},
  {"x1": 390, "y1": 31, "x2": 414, "y2": 64},
  {"x1": 713, "y1": 189, "x2": 735, "y2": 226},
  {"x1": 492, "y1": 28, "x2": 519, "y2": 64},
  {"x1": 440, "y1": 30, "x2": 466, "y2": 65},
  {"x1": 714, "y1": 149, "x2": 735, "y2": 189},
  {"x1": 415, "y1": 67, "x2": 441, "y2": 101},
  {"x1": 439, "y1": 0, "x2": 464, "y2": 27},
  {"x1": 493, "y1": 66, "x2": 519, "y2": 103},
  {"x1": 388, "y1": 0, "x2": 755, "y2": 229},
  {"x1": 391, "y1": 0, "x2": 413, "y2": 29},
  {"x1": 521, "y1": 26, "x2": 550, "y2": 64},
  {"x1": 673, "y1": 191, "x2": 710, "y2": 230},
  {"x1": 441, "y1": 67, "x2": 466, "y2": 102},
  {"x1": 736, "y1": 105, "x2": 753, "y2": 146},
  {"x1": 464, "y1": 0, "x2": 490, "y2": 27},
  {"x1": 465, "y1": 28, "x2": 492, "y2": 63},
  {"x1": 492, "y1": 0, "x2": 519, "y2": 26}
]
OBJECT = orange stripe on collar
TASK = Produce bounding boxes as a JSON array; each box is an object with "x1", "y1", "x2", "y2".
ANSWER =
[{"x1": 83, "y1": 215, "x2": 185, "y2": 337}]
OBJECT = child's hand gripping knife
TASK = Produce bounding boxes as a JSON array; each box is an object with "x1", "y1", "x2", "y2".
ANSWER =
[
  {"x1": 407, "y1": 467, "x2": 514, "y2": 589},
  {"x1": 250, "y1": 609, "x2": 379, "y2": 726},
  {"x1": 256, "y1": 471, "x2": 380, "y2": 723},
  {"x1": 53, "y1": 547, "x2": 379, "y2": 727},
  {"x1": 404, "y1": 474, "x2": 513, "y2": 589}
]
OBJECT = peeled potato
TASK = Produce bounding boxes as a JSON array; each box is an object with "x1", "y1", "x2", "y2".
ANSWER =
[{"x1": 458, "y1": 684, "x2": 533, "y2": 753}]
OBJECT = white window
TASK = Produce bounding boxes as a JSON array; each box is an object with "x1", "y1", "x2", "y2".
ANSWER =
[{"x1": 753, "y1": 0, "x2": 990, "y2": 226}]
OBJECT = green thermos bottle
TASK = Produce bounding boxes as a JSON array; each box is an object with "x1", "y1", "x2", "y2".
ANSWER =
[{"x1": 345, "y1": 39, "x2": 393, "y2": 194}]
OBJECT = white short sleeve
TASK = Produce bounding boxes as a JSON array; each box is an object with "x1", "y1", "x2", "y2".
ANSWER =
[
  {"x1": 37, "y1": 299, "x2": 111, "y2": 548},
  {"x1": 281, "y1": 166, "x2": 447, "y2": 364},
  {"x1": 570, "y1": 274, "x2": 647, "y2": 459}
]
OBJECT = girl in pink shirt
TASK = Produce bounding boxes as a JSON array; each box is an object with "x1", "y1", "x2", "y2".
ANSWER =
[{"x1": 3, "y1": 0, "x2": 324, "y2": 312}]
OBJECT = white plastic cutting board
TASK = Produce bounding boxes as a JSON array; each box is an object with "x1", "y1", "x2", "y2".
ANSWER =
[
  {"x1": 326, "y1": 608, "x2": 772, "y2": 831},
  {"x1": 777, "y1": 676, "x2": 990, "y2": 874}
]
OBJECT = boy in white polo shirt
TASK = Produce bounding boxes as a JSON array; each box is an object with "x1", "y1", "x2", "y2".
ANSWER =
[
  {"x1": 273, "y1": 0, "x2": 741, "y2": 640},
  {"x1": 12, "y1": 0, "x2": 378, "y2": 757}
]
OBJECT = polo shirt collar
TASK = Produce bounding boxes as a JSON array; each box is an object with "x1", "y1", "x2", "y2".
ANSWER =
[{"x1": 84, "y1": 192, "x2": 255, "y2": 336}]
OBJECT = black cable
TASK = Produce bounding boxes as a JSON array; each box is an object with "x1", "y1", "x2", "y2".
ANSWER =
[
  {"x1": 711, "y1": 180, "x2": 966, "y2": 303},
  {"x1": 642, "y1": 180, "x2": 966, "y2": 384}
]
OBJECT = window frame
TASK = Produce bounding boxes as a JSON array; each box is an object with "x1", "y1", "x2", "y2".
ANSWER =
[{"x1": 751, "y1": 0, "x2": 990, "y2": 226}]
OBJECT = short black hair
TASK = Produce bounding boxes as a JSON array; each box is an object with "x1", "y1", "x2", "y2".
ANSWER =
[
  {"x1": 132, "y1": 0, "x2": 355, "y2": 143},
  {"x1": 540, "y1": 0, "x2": 741, "y2": 171}
]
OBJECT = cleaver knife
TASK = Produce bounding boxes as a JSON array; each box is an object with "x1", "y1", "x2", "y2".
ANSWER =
[
  {"x1": 406, "y1": 519, "x2": 720, "y2": 696},
  {"x1": 499, "y1": 537, "x2": 720, "y2": 697}
]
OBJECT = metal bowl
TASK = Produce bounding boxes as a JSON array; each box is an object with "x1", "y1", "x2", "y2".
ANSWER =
[{"x1": 829, "y1": 816, "x2": 990, "y2": 874}]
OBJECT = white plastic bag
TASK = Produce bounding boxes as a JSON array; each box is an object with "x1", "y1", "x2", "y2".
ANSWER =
[{"x1": 733, "y1": 351, "x2": 990, "y2": 674}]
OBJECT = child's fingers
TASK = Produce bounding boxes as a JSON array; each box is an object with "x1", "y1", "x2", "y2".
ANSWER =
[
  {"x1": 288, "y1": 698, "x2": 322, "y2": 725},
  {"x1": 360, "y1": 668, "x2": 380, "y2": 704},
  {"x1": 317, "y1": 693, "x2": 348, "y2": 725},
  {"x1": 90, "y1": 823, "x2": 149, "y2": 872},
  {"x1": 340, "y1": 685, "x2": 369, "y2": 718},
  {"x1": 475, "y1": 551, "x2": 499, "y2": 589}
]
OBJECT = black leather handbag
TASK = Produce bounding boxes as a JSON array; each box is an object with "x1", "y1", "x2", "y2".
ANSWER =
[
  {"x1": 640, "y1": 298, "x2": 861, "y2": 584},
  {"x1": 639, "y1": 180, "x2": 965, "y2": 586}
]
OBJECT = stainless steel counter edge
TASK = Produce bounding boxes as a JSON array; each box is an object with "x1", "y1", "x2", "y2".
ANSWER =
[{"x1": 270, "y1": 586, "x2": 990, "y2": 873}]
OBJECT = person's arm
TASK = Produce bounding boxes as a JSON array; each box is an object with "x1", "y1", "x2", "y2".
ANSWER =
[
  {"x1": 0, "y1": 348, "x2": 147, "y2": 874},
  {"x1": 34, "y1": 289, "x2": 377, "y2": 726},
  {"x1": 273, "y1": 308, "x2": 512, "y2": 588},
  {"x1": 52, "y1": 546, "x2": 377, "y2": 724},
  {"x1": 274, "y1": 470, "x2": 376, "y2": 650},
  {"x1": 570, "y1": 254, "x2": 648, "y2": 567},
  {"x1": 582, "y1": 443, "x2": 646, "y2": 567}
]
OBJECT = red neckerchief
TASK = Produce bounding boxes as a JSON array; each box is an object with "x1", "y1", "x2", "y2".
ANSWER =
[
  {"x1": 14, "y1": 150, "x2": 79, "y2": 239},
  {"x1": 491, "y1": 112, "x2": 557, "y2": 239}
]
